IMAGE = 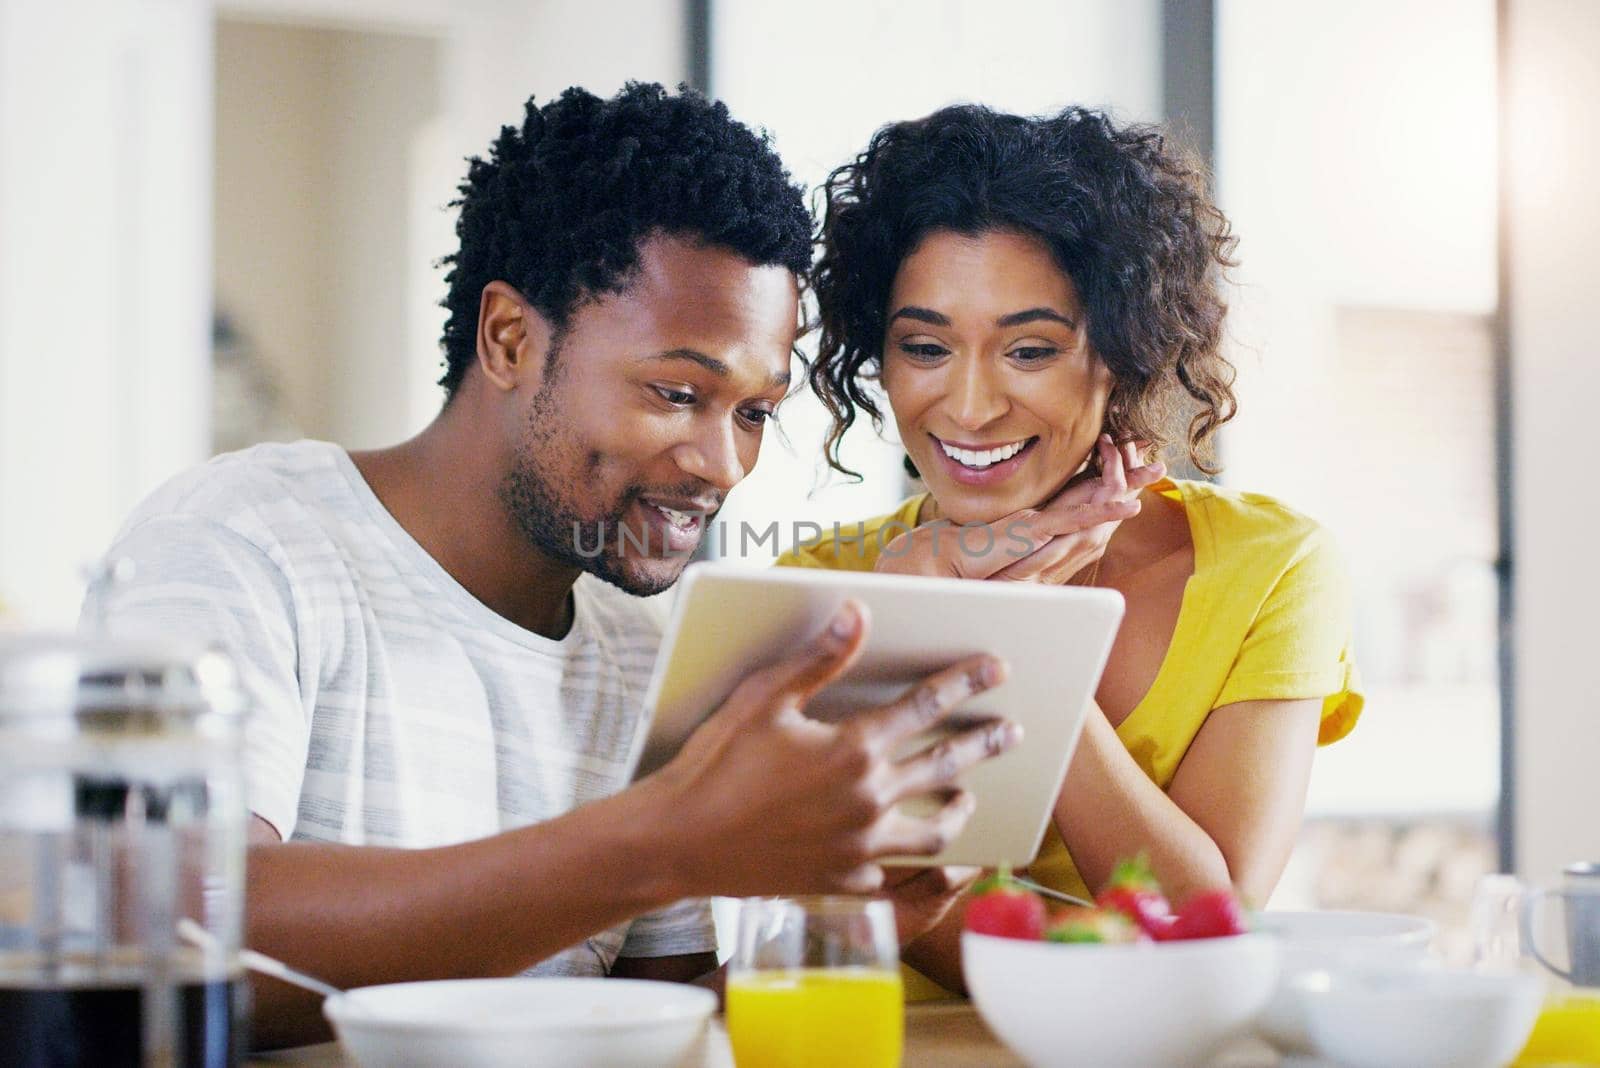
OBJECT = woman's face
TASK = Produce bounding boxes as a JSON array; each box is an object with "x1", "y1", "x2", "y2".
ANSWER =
[{"x1": 880, "y1": 228, "x2": 1113, "y2": 525}]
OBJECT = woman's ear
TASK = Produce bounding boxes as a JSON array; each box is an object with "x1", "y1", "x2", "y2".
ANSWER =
[{"x1": 475, "y1": 281, "x2": 556, "y2": 392}]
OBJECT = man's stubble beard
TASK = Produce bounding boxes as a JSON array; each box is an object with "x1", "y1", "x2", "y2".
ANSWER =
[{"x1": 498, "y1": 380, "x2": 683, "y2": 598}]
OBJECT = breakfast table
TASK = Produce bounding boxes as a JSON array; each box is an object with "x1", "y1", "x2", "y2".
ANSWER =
[{"x1": 245, "y1": 1000, "x2": 1294, "y2": 1067}]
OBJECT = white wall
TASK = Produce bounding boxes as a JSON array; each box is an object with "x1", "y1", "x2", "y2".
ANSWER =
[
  {"x1": 215, "y1": 1, "x2": 686, "y2": 448},
  {"x1": 214, "y1": 21, "x2": 339, "y2": 437},
  {"x1": 2, "y1": 0, "x2": 687, "y2": 624},
  {"x1": 710, "y1": 0, "x2": 1162, "y2": 561},
  {"x1": 1214, "y1": 2, "x2": 1502, "y2": 822},
  {"x1": 1216, "y1": 0, "x2": 1498, "y2": 519},
  {"x1": 1506, "y1": 0, "x2": 1600, "y2": 878},
  {"x1": 215, "y1": 21, "x2": 441, "y2": 448},
  {"x1": 0, "y1": 0, "x2": 212, "y2": 626}
]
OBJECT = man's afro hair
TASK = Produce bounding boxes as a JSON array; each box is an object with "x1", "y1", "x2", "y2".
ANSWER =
[{"x1": 437, "y1": 82, "x2": 813, "y2": 394}]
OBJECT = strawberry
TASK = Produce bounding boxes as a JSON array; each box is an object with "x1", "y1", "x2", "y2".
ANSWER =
[
  {"x1": 1094, "y1": 855, "x2": 1174, "y2": 939},
  {"x1": 1044, "y1": 906, "x2": 1147, "y2": 944},
  {"x1": 963, "y1": 866, "x2": 1047, "y2": 941},
  {"x1": 1164, "y1": 888, "x2": 1249, "y2": 940}
]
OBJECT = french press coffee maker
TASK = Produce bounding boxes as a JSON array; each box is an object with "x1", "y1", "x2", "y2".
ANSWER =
[{"x1": 0, "y1": 634, "x2": 249, "y2": 1067}]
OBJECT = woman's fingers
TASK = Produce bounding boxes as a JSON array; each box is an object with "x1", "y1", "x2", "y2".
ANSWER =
[
  {"x1": 1096, "y1": 434, "x2": 1128, "y2": 502},
  {"x1": 1126, "y1": 456, "x2": 1167, "y2": 494},
  {"x1": 1012, "y1": 497, "x2": 1139, "y2": 548},
  {"x1": 990, "y1": 517, "x2": 1110, "y2": 582}
]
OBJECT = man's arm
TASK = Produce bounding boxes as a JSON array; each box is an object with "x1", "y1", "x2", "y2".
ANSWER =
[
  {"x1": 608, "y1": 953, "x2": 720, "y2": 983},
  {"x1": 245, "y1": 779, "x2": 701, "y2": 1048},
  {"x1": 246, "y1": 603, "x2": 1017, "y2": 1048}
]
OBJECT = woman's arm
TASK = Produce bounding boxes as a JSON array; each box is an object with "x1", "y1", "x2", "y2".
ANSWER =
[
  {"x1": 1057, "y1": 698, "x2": 1321, "y2": 906},
  {"x1": 892, "y1": 698, "x2": 1321, "y2": 992}
]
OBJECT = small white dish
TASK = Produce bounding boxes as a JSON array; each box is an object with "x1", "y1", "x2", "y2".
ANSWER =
[
  {"x1": 1255, "y1": 909, "x2": 1437, "y2": 1053},
  {"x1": 963, "y1": 931, "x2": 1280, "y2": 1068},
  {"x1": 1291, "y1": 965, "x2": 1543, "y2": 1068},
  {"x1": 323, "y1": 976, "x2": 716, "y2": 1068}
]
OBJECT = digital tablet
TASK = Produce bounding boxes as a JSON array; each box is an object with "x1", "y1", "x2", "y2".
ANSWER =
[{"x1": 628, "y1": 563, "x2": 1124, "y2": 868}]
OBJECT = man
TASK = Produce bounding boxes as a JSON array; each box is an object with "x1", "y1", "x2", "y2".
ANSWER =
[{"x1": 85, "y1": 84, "x2": 1018, "y2": 1047}]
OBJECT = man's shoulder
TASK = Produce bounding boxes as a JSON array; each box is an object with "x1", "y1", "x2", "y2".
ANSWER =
[{"x1": 117, "y1": 440, "x2": 354, "y2": 547}]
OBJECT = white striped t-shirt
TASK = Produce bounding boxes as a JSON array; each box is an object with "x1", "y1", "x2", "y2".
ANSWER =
[{"x1": 81, "y1": 440, "x2": 713, "y2": 975}]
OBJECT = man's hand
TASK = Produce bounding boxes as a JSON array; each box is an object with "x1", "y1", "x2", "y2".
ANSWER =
[
  {"x1": 645, "y1": 600, "x2": 1020, "y2": 899},
  {"x1": 880, "y1": 866, "x2": 982, "y2": 947}
]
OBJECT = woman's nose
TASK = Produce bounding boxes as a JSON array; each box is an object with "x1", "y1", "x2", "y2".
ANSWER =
[{"x1": 947, "y1": 355, "x2": 1009, "y2": 431}]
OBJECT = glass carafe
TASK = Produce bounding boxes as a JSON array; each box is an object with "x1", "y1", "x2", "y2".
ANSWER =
[{"x1": 0, "y1": 635, "x2": 248, "y2": 1067}]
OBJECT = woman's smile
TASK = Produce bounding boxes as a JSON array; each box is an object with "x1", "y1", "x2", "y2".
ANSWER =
[
  {"x1": 882, "y1": 229, "x2": 1113, "y2": 524},
  {"x1": 928, "y1": 433, "x2": 1041, "y2": 485}
]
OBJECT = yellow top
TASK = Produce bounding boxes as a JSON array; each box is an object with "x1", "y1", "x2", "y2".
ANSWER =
[{"x1": 776, "y1": 478, "x2": 1363, "y2": 999}]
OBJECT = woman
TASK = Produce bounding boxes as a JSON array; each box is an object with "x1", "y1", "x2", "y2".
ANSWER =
[{"x1": 778, "y1": 104, "x2": 1362, "y2": 997}]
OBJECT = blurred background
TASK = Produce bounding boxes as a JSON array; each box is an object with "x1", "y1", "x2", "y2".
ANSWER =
[{"x1": 1, "y1": 0, "x2": 1596, "y2": 955}]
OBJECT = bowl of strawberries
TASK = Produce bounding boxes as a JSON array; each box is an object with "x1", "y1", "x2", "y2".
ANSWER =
[{"x1": 960, "y1": 860, "x2": 1279, "y2": 1068}]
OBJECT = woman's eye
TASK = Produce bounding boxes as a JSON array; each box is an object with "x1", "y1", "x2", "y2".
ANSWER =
[
  {"x1": 1008, "y1": 346, "x2": 1059, "y2": 363},
  {"x1": 740, "y1": 407, "x2": 775, "y2": 426},
  {"x1": 899, "y1": 342, "x2": 949, "y2": 362},
  {"x1": 654, "y1": 386, "x2": 695, "y2": 405}
]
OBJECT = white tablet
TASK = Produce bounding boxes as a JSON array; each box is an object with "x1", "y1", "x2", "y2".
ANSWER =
[{"x1": 628, "y1": 563, "x2": 1124, "y2": 868}]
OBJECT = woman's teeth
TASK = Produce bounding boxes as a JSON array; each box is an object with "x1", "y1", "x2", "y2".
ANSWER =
[{"x1": 938, "y1": 438, "x2": 1029, "y2": 469}]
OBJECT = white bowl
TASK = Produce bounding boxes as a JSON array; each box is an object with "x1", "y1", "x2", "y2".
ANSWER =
[
  {"x1": 1254, "y1": 909, "x2": 1437, "y2": 1053},
  {"x1": 323, "y1": 976, "x2": 716, "y2": 1068},
  {"x1": 962, "y1": 931, "x2": 1280, "y2": 1068},
  {"x1": 1292, "y1": 965, "x2": 1543, "y2": 1068}
]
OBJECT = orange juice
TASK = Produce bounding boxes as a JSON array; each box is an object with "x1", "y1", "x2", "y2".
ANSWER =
[
  {"x1": 726, "y1": 966, "x2": 904, "y2": 1068},
  {"x1": 1514, "y1": 993, "x2": 1600, "y2": 1065}
]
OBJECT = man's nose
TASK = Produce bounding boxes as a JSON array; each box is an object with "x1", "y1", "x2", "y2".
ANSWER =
[{"x1": 674, "y1": 418, "x2": 746, "y2": 494}]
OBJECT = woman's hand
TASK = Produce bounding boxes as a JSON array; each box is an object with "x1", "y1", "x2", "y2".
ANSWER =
[
  {"x1": 992, "y1": 437, "x2": 1164, "y2": 584},
  {"x1": 875, "y1": 436, "x2": 1164, "y2": 584}
]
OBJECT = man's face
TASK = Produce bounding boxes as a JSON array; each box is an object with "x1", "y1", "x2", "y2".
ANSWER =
[{"x1": 501, "y1": 234, "x2": 800, "y2": 596}]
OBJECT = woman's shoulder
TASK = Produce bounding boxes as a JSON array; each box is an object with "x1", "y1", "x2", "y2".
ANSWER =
[
  {"x1": 774, "y1": 495, "x2": 927, "y2": 571},
  {"x1": 1169, "y1": 477, "x2": 1336, "y2": 572}
]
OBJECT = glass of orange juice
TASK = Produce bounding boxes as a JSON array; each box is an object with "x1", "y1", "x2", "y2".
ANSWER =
[{"x1": 726, "y1": 897, "x2": 904, "y2": 1068}]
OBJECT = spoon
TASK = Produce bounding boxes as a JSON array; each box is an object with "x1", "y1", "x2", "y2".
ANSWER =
[
  {"x1": 1009, "y1": 876, "x2": 1095, "y2": 909},
  {"x1": 176, "y1": 918, "x2": 345, "y2": 1001}
]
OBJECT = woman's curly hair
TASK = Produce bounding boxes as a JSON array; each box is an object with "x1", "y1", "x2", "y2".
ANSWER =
[
  {"x1": 811, "y1": 104, "x2": 1238, "y2": 477},
  {"x1": 438, "y1": 82, "x2": 813, "y2": 395}
]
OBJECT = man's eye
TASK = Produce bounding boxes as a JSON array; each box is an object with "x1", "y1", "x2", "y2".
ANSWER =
[
  {"x1": 654, "y1": 386, "x2": 695, "y2": 405},
  {"x1": 899, "y1": 342, "x2": 949, "y2": 361}
]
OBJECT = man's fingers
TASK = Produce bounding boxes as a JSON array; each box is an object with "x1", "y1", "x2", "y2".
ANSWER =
[
  {"x1": 866, "y1": 791, "x2": 979, "y2": 858},
  {"x1": 857, "y1": 656, "x2": 1007, "y2": 746},
  {"x1": 727, "y1": 599, "x2": 870, "y2": 720},
  {"x1": 883, "y1": 865, "x2": 982, "y2": 899},
  {"x1": 830, "y1": 863, "x2": 886, "y2": 895},
  {"x1": 887, "y1": 718, "x2": 1021, "y2": 799}
]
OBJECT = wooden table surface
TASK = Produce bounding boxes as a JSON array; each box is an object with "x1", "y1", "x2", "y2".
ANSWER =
[{"x1": 246, "y1": 1001, "x2": 1291, "y2": 1067}]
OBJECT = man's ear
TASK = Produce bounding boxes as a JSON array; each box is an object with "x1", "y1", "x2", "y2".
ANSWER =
[{"x1": 476, "y1": 281, "x2": 556, "y2": 392}]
